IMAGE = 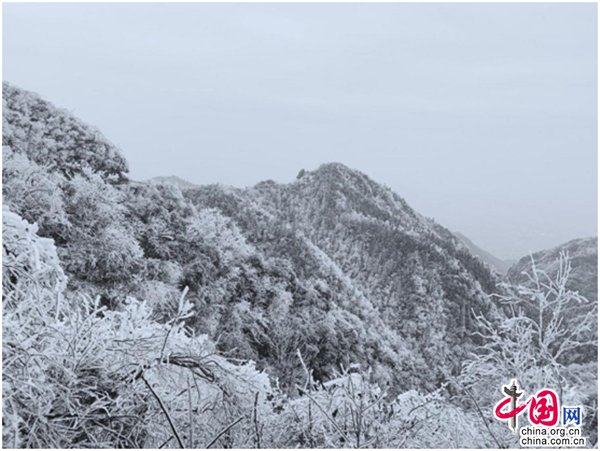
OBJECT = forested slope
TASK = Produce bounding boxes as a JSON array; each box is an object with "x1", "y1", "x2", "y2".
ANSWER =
[
  {"x1": 3, "y1": 82, "x2": 596, "y2": 448},
  {"x1": 185, "y1": 163, "x2": 499, "y2": 391}
]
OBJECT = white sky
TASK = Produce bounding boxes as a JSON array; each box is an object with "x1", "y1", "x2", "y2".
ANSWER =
[{"x1": 3, "y1": 3, "x2": 597, "y2": 259}]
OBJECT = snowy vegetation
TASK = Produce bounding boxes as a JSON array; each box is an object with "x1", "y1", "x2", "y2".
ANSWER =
[{"x1": 2, "y1": 82, "x2": 597, "y2": 447}]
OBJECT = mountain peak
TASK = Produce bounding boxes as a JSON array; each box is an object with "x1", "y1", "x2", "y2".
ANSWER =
[
  {"x1": 295, "y1": 162, "x2": 381, "y2": 194},
  {"x1": 313, "y1": 161, "x2": 356, "y2": 173},
  {"x1": 305, "y1": 162, "x2": 366, "y2": 181}
]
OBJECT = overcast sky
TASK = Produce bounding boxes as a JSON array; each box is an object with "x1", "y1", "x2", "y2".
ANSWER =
[{"x1": 3, "y1": 3, "x2": 597, "y2": 259}]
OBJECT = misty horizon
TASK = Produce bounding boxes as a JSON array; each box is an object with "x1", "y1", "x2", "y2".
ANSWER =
[
  {"x1": 3, "y1": 2, "x2": 597, "y2": 260},
  {"x1": 138, "y1": 160, "x2": 596, "y2": 264},
  {"x1": 2, "y1": 4, "x2": 598, "y2": 449}
]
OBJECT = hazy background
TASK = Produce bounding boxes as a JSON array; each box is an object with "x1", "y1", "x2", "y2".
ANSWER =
[{"x1": 3, "y1": 3, "x2": 597, "y2": 260}]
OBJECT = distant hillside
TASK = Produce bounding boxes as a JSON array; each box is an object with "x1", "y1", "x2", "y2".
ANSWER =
[
  {"x1": 507, "y1": 237, "x2": 597, "y2": 301},
  {"x1": 147, "y1": 175, "x2": 196, "y2": 189},
  {"x1": 454, "y1": 231, "x2": 515, "y2": 275}
]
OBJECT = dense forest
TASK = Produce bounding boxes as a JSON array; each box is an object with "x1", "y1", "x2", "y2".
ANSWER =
[{"x1": 2, "y1": 82, "x2": 597, "y2": 448}]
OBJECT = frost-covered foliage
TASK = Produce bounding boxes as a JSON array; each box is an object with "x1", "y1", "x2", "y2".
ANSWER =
[
  {"x1": 507, "y1": 237, "x2": 597, "y2": 302},
  {"x1": 3, "y1": 207, "x2": 67, "y2": 447},
  {"x1": 462, "y1": 253, "x2": 598, "y2": 446},
  {"x1": 259, "y1": 360, "x2": 490, "y2": 448},
  {"x1": 2, "y1": 206, "x2": 67, "y2": 314},
  {"x1": 2, "y1": 82, "x2": 128, "y2": 179},
  {"x1": 3, "y1": 147, "x2": 69, "y2": 239},
  {"x1": 3, "y1": 209, "x2": 273, "y2": 448},
  {"x1": 2, "y1": 208, "x2": 491, "y2": 448},
  {"x1": 188, "y1": 163, "x2": 498, "y2": 392},
  {"x1": 2, "y1": 83, "x2": 597, "y2": 448},
  {"x1": 61, "y1": 170, "x2": 143, "y2": 284}
]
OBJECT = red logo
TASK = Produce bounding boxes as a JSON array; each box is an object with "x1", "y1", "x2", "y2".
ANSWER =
[{"x1": 494, "y1": 380, "x2": 559, "y2": 432}]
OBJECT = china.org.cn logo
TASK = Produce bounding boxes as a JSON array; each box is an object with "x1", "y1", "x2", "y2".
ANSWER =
[{"x1": 493, "y1": 379, "x2": 586, "y2": 447}]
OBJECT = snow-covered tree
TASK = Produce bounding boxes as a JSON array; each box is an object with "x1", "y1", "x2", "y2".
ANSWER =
[{"x1": 461, "y1": 252, "x2": 597, "y2": 445}]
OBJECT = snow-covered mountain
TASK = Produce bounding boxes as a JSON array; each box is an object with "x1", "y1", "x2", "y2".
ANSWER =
[
  {"x1": 184, "y1": 162, "x2": 502, "y2": 388},
  {"x1": 3, "y1": 82, "x2": 596, "y2": 448},
  {"x1": 2, "y1": 82, "x2": 499, "y2": 391}
]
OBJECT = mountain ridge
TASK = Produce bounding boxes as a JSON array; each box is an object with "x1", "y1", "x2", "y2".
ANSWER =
[{"x1": 3, "y1": 81, "x2": 597, "y2": 448}]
